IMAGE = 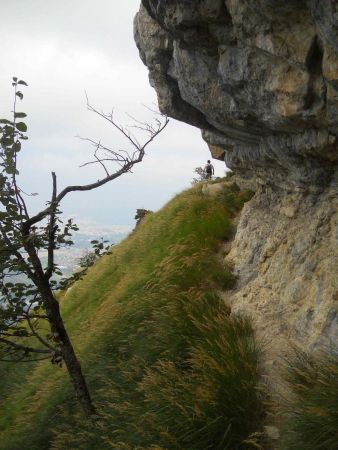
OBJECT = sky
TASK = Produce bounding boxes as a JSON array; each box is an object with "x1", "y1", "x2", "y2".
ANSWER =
[{"x1": 0, "y1": 0, "x2": 227, "y2": 228}]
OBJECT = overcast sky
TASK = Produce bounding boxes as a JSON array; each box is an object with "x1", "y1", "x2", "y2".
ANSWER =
[{"x1": 0, "y1": 0, "x2": 226, "y2": 228}]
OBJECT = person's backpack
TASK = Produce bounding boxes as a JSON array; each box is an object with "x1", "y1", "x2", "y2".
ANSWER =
[{"x1": 206, "y1": 163, "x2": 212, "y2": 174}]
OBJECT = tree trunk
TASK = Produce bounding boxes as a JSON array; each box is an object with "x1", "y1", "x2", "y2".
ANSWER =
[
  {"x1": 45, "y1": 290, "x2": 96, "y2": 417},
  {"x1": 22, "y1": 234, "x2": 96, "y2": 416}
]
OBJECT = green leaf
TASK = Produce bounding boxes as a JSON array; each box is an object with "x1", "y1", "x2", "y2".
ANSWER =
[
  {"x1": 6, "y1": 166, "x2": 15, "y2": 175},
  {"x1": 16, "y1": 91, "x2": 23, "y2": 100},
  {"x1": 17, "y1": 80, "x2": 28, "y2": 86},
  {"x1": 1, "y1": 137, "x2": 14, "y2": 147},
  {"x1": 14, "y1": 112, "x2": 27, "y2": 118},
  {"x1": 3, "y1": 124, "x2": 15, "y2": 134},
  {"x1": 0, "y1": 119, "x2": 14, "y2": 125},
  {"x1": 13, "y1": 141, "x2": 21, "y2": 152},
  {"x1": 16, "y1": 122, "x2": 27, "y2": 132}
]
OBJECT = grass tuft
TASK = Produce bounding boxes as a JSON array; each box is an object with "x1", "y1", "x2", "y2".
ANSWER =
[{"x1": 279, "y1": 351, "x2": 338, "y2": 450}]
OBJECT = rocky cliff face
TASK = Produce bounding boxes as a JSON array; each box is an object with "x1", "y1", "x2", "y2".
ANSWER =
[
  {"x1": 135, "y1": 0, "x2": 338, "y2": 189},
  {"x1": 134, "y1": 1, "x2": 338, "y2": 359}
]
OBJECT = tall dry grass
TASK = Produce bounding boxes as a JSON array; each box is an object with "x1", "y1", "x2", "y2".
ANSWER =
[
  {"x1": 0, "y1": 184, "x2": 263, "y2": 450},
  {"x1": 279, "y1": 351, "x2": 338, "y2": 450}
]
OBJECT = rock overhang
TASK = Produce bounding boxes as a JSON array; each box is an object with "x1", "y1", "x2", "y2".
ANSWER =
[{"x1": 134, "y1": 0, "x2": 338, "y2": 189}]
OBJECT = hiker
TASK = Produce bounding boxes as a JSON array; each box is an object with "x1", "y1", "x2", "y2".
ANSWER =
[{"x1": 204, "y1": 160, "x2": 214, "y2": 179}]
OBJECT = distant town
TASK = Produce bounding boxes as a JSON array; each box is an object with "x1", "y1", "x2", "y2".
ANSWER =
[{"x1": 51, "y1": 227, "x2": 131, "y2": 277}]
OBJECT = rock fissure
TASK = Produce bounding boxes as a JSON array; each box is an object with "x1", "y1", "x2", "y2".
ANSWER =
[{"x1": 303, "y1": 36, "x2": 326, "y2": 112}]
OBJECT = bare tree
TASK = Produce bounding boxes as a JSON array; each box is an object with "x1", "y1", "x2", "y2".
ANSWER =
[{"x1": 0, "y1": 78, "x2": 168, "y2": 416}]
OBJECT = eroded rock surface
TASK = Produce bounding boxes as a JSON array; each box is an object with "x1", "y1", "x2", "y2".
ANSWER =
[
  {"x1": 226, "y1": 184, "x2": 338, "y2": 360},
  {"x1": 134, "y1": 1, "x2": 338, "y2": 363},
  {"x1": 135, "y1": 0, "x2": 338, "y2": 188},
  {"x1": 199, "y1": 178, "x2": 338, "y2": 365}
]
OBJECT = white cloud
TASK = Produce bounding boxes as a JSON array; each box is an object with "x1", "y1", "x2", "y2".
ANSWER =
[{"x1": 0, "y1": 1, "x2": 222, "y2": 226}]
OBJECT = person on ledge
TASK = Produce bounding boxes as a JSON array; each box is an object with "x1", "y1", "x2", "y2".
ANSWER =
[{"x1": 204, "y1": 160, "x2": 214, "y2": 179}]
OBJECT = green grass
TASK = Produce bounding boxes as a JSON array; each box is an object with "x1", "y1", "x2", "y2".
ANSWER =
[
  {"x1": 0, "y1": 183, "x2": 263, "y2": 450},
  {"x1": 279, "y1": 351, "x2": 338, "y2": 450}
]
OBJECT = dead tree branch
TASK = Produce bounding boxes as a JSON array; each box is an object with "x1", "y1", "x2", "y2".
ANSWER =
[{"x1": 22, "y1": 104, "x2": 168, "y2": 230}]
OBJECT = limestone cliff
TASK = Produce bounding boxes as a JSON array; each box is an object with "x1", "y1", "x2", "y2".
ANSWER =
[{"x1": 134, "y1": 1, "x2": 338, "y2": 360}]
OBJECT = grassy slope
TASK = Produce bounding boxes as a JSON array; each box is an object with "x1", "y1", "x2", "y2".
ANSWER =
[{"x1": 0, "y1": 183, "x2": 263, "y2": 450}]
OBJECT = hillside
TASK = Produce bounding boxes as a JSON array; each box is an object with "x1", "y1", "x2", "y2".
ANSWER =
[
  {"x1": 1, "y1": 181, "x2": 338, "y2": 449},
  {"x1": 0, "y1": 182, "x2": 263, "y2": 450}
]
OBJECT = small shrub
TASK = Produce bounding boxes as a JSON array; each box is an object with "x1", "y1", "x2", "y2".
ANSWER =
[
  {"x1": 191, "y1": 166, "x2": 207, "y2": 184},
  {"x1": 134, "y1": 208, "x2": 153, "y2": 227},
  {"x1": 219, "y1": 185, "x2": 254, "y2": 214},
  {"x1": 225, "y1": 170, "x2": 235, "y2": 179},
  {"x1": 77, "y1": 250, "x2": 97, "y2": 268}
]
